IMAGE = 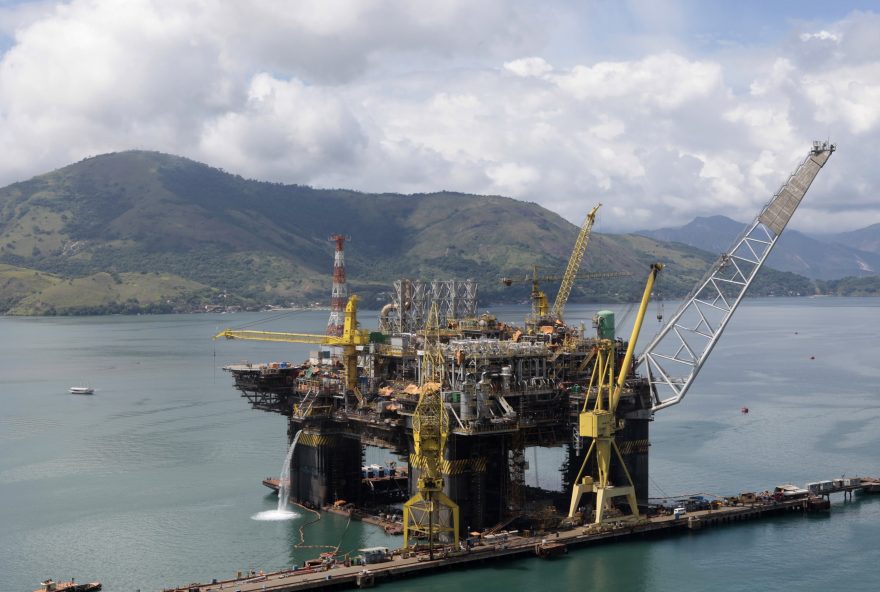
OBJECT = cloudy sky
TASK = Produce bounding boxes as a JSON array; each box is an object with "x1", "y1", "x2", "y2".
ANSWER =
[{"x1": 0, "y1": 0, "x2": 877, "y2": 233}]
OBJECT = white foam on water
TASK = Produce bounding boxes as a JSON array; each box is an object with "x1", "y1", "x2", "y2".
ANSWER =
[{"x1": 251, "y1": 509, "x2": 299, "y2": 521}]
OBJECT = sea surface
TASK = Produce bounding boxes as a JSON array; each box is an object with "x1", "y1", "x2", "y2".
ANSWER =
[{"x1": 1, "y1": 298, "x2": 879, "y2": 592}]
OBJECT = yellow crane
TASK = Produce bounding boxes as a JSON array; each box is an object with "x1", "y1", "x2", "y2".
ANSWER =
[
  {"x1": 213, "y1": 295, "x2": 371, "y2": 408},
  {"x1": 501, "y1": 267, "x2": 629, "y2": 326},
  {"x1": 552, "y1": 203, "x2": 601, "y2": 321},
  {"x1": 403, "y1": 303, "x2": 459, "y2": 555},
  {"x1": 500, "y1": 265, "x2": 555, "y2": 319},
  {"x1": 567, "y1": 263, "x2": 663, "y2": 525}
]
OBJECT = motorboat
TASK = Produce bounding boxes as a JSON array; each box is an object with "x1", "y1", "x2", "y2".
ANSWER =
[{"x1": 69, "y1": 387, "x2": 95, "y2": 395}]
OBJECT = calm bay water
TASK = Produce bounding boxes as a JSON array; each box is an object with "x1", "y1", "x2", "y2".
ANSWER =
[{"x1": 1, "y1": 298, "x2": 879, "y2": 591}]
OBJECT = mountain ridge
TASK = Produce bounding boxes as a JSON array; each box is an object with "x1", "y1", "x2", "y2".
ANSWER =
[
  {"x1": 637, "y1": 215, "x2": 880, "y2": 280},
  {"x1": 816, "y1": 223, "x2": 880, "y2": 255},
  {"x1": 0, "y1": 150, "x2": 862, "y2": 315}
]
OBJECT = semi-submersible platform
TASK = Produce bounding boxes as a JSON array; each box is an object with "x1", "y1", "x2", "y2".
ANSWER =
[{"x1": 215, "y1": 142, "x2": 836, "y2": 549}]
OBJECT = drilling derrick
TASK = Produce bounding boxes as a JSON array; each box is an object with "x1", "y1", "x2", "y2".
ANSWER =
[
  {"x1": 403, "y1": 303, "x2": 460, "y2": 555},
  {"x1": 327, "y1": 234, "x2": 348, "y2": 337}
]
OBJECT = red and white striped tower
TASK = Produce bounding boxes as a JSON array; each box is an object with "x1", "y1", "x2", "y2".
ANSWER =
[{"x1": 326, "y1": 234, "x2": 348, "y2": 336}]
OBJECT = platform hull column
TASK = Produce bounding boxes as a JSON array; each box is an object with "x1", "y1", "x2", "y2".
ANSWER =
[
  {"x1": 407, "y1": 434, "x2": 506, "y2": 533},
  {"x1": 290, "y1": 428, "x2": 363, "y2": 508},
  {"x1": 565, "y1": 402, "x2": 651, "y2": 516},
  {"x1": 616, "y1": 410, "x2": 650, "y2": 505}
]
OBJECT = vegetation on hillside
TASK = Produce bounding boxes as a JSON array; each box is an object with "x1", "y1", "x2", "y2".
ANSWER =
[
  {"x1": 818, "y1": 276, "x2": 880, "y2": 296},
  {"x1": 0, "y1": 150, "x2": 873, "y2": 315}
]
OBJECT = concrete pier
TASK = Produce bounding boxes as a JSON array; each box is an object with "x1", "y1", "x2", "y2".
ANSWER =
[{"x1": 166, "y1": 483, "x2": 876, "y2": 592}]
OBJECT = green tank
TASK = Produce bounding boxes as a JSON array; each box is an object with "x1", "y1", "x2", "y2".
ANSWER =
[{"x1": 595, "y1": 310, "x2": 615, "y2": 340}]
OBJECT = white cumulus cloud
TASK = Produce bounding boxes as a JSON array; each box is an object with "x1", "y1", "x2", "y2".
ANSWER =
[
  {"x1": 800, "y1": 30, "x2": 840, "y2": 43},
  {"x1": 0, "y1": 1, "x2": 877, "y2": 234}
]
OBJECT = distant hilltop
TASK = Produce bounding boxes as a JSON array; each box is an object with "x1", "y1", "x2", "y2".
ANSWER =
[{"x1": 0, "y1": 150, "x2": 876, "y2": 315}]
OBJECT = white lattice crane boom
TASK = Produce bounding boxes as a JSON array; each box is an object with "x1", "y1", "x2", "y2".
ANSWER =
[{"x1": 637, "y1": 141, "x2": 835, "y2": 412}]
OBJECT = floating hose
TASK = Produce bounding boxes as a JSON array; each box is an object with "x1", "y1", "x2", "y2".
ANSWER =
[{"x1": 292, "y1": 503, "x2": 351, "y2": 555}]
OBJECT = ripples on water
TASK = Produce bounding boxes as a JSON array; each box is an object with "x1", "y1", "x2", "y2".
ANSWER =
[
  {"x1": 1, "y1": 301, "x2": 879, "y2": 591},
  {"x1": 0, "y1": 416, "x2": 64, "y2": 441}
]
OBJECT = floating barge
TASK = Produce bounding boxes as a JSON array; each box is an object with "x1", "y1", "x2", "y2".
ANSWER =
[
  {"x1": 534, "y1": 540, "x2": 567, "y2": 559},
  {"x1": 166, "y1": 481, "x2": 876, "y2": 592},
  {"x1": 34, "y1": 580, "x2": 101, "y2": 592}
]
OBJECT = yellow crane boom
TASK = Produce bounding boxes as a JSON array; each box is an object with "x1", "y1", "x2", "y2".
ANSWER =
[
  {"x1": 212, "y1": 330, "x2": 327, "y2": 344},
  {"x1": 213, "y1": 296, "x2": 370, "y2": 347},
  {"x1": 213, "y1": 296, "x2": 370, "y2": 407},
  {"x1": 568, "y1": 263, "x2": 663, "y2": 525},
  {"x1": 403, "y1": 304, "x2": 459, "y2": 554},
  {"x1": 501, "y1": 267, "x2": 629, "y2": 321},
  {"x1": 552, "y1": 203, "x2": 601, "y2": 321}
]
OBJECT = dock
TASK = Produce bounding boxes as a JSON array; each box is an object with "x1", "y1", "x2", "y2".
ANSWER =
[{"x1": 165, "y1": 481, "x2": 878, "y2": 592}]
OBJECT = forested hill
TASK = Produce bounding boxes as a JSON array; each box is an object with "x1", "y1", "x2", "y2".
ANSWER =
[{"x1": 0, "y1": 151, "x2": 826, "y2": 315}]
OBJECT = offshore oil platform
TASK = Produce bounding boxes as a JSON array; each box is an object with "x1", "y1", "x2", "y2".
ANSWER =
[{"x1": 215, "y1": 142, "x2": 835, "y2": 551}]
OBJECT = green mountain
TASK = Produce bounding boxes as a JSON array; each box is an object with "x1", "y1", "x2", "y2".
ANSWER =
[
  {"x1": 822, "y1": 223, "x2": 880, "y2": 255},
  {"x1": 0, "y1": 150, "x2": 818, "y2": 315},
  {"x1": 639, "y1": 215, "x2": 880, "y2": 280}
]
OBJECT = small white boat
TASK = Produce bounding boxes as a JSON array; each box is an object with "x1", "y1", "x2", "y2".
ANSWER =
[{"x1": 69, "y1": 387, "x2": 95, "y2": 395}]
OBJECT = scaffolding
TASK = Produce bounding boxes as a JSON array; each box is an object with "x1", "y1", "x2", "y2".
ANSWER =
[{"x1": 384, "y1": 279, "x2": 478, "y2": 333}]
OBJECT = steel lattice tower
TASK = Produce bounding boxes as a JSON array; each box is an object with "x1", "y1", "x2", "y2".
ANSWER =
[{"x1": 326, "y1": 235, "x2": 348, "y2": 337}]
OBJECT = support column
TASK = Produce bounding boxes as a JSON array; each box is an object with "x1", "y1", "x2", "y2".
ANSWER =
[
  {"x1": 408, "y1": 434, "x2": 508, "y2": 532},
  {"x1": 565, "y1": 393, "x2": 652, "y2": 518},
  {"x1": 290, "y1": 428, "x2": 363, "y2": 508}
]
